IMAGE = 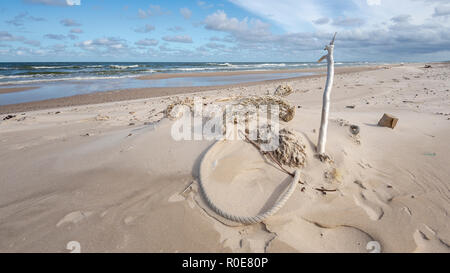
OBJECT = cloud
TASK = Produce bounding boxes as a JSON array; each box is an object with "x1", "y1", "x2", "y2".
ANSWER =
[
  {"x1": 23, "y1": 40, "x2": 41, "y2": 47},
  {"x1": 180, "y1": 7, "x2": 192, "y2": 19},
  {"x1": 23, "y1": 0, "x2": 81, "y2": 6},
  {"x1": 313, "y1": 17, "x2": 330, "y2": 25},
  {"x1": 5, "y1": 12, "x2": 45, "y2": 26},
  {"x1": 367, "y1": 0, "x2": 381, "y2": 6},
  {"x1": 167, "y1": 26, "x2": 185, "y2": 32},
  {"x1": 197, "y1": 1, "x2": 214, "y2": 9},
  {"x1": 66, "y1": 0, "x2": 80, "y2": 5},
  {"x1": 70, "y1": 28, "x2": 83, "y2": 34},
  {"x1": 332, "y1": 17, "x2": 365, "y2": 27},
  {"x1": 0, "y1": 31, "x2": 22, "y2": 41},
  {"x1": 205, "y1": 42, "x2": 226, "y2": 49},
  {"x1": 135, "y1": 39, "x2": 159, "y2": 46},
  {"x1": 204, "y1": 10, "x2": 271, "y2": 42},
  {"x1": 60, "y1": 18, "x2": 81, "y2": 27},
  {"x1": 76, "y1": 37, "x2": 127, "y2": 52},
  {"x1": 0, "y1": 31, "x2": 40, "y2": 47},
  {"x1": 229, "y1": 0, "x2": 326, "y2": 32},
  {"x1": 204, "y1": 10, "x2": 248, "y2": 32},
  {"x1": 433, "y1": 5, "x2": 450, "y2": 17},
  {"x1": 137, "y1": 5, "x2": 168, "y2": 18},
  {"x1": 134, "y1": 24, "x2": 155, "y2": 33},
  {"x1": 138, "y1": 9, "x2": 147, "y2": 19},
  {"x1": 162, "y1": 35, "x2": 193, "y2": 43},
  {"x1": 44, "y1": 34, "x2": 66, "y2": 40},
  {"x1": 201, "y1": 9, "x2": 450, "y2": 61},
  {"x1": 210, "y1": 36, "x2": 235, "y2": 43},
  {"x1": 391, "y1": 14, "x2": 412, "y2": 23}
]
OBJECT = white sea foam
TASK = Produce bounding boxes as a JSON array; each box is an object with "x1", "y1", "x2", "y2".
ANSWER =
[
  {"x1": 0, "y1": 75, "x2": 30, "y2": 79},
  {"x1": 31, "y1": 66, "x2": 62, "y2": 69},
  {"x1": 110, "y1": 64, "x2": 139, "y2": 69}
]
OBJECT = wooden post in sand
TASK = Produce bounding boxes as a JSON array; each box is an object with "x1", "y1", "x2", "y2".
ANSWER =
[{"x1": 317, "y1": 33, "x2": 337, "y2": 158}]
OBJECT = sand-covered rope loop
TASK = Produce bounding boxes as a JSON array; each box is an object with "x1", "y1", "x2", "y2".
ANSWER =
[
  {"x1": 236, "y1": 95, "x2": 295, "y2": 122},
  {"x1": 165, "y1": 94, "x2": 295, "y2": 124},
  {"x1": 165, "y1": 97, "x2": 194, "y2": 120},
  {"x1": 198, "y1": 128, "x2": 306, "y2": 225}
]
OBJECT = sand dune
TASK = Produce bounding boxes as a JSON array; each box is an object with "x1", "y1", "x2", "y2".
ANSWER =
[{"x1": 0, "y1": 63, "x2": 449, "y2": 252}]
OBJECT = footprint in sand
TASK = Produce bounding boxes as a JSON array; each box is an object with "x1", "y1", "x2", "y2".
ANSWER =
[
  {"x1": 351, "y1": 180, "x2": 396, "y2": 221},
  {"x1": 168, "y1": 192, "x2": 185, "y2": 203},
  {"x1": 413, "y1": 224, "x2": 450, "y2": 253},
  {"x1": 56, "y1": 211, "x2": 94, "y2": 227},
  {"x1": 353, "y1": 193, "x2": 384, "y2": 221}
]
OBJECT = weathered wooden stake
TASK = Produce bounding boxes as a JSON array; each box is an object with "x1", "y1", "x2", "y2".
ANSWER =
[{"x1": 317, "y1": 32, "x2": 337, "y2": 157}]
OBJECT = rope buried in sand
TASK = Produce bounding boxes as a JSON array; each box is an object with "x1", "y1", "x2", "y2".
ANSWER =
[{"x1": 198, "y1": 140, "x2": 300, "y2": 225}]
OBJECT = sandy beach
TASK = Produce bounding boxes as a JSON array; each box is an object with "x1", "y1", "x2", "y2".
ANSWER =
[
  {"x1": 0, "y1": 63, "x2": 449, "y2": 253},
  {"x1": 0, "y1": 65, "x2": 381, "y2": 115}
]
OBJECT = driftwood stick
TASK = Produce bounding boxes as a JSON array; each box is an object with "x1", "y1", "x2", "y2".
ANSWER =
[{"x1": 317, "y1": 32, "x2": 337, "y2": 156}]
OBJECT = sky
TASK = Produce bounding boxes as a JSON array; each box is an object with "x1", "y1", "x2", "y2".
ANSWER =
[{"x1": 0, "y1": 0, "x2": 449, "y2": 62}]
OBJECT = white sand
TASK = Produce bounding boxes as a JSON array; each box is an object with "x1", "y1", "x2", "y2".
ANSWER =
[{"x1": 0, "y1": 63, "x2": 449, "y2": 252}]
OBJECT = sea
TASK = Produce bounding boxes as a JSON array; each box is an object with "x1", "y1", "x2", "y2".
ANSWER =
[{"x1": 0, "y1": 62, "x2": 373, "y2": 105}]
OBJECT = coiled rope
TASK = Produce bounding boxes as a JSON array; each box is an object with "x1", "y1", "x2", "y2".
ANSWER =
[{"x1": 198, "y1": 138, "x2": 300, "y2": 225}]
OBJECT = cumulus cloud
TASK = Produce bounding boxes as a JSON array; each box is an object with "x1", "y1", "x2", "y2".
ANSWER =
[
  {"x1": 70, "y1": 28, "x2": 83, "y2": 34},
  {"x1": 367, "y1": 0, "x2": 381, "y2": 6},
  {"x1": 76, "y1": 37, "x2": 127, "y2": 52},
  {"x1": 332, "y1": 17, "x2": 365, "y2": 27},
  {"x1": 197, "y1": 1, "x2": 214, "y2": 9},
  {"x1": 135, "y1": 39, "x2": 159, "y2": 46},
  {"x1": 391, "y1": 14, "x2": 412, "y2": 23},
  {"x1": 180, "y1": 7, "x2": 192, "y2": 19},
  {"x1": 66, "y1": 0, "x2": 80, "y2": 5},
  {"x1": 0, "y1": 31, "x2": 40, "y2": 47},
  {"x1": 433, "y1": 5, "x2": 450, "y2": 17},
  {"x1": 0, "y1": 31, "x2": 22, "y2": 41},
  {"x1": 313, "y1": 17, "x2": 330, "y2": 25},
  {"x1": 167, "y1": 26, "x2": 185, "y2": 32},
  {"x1": 135, "y1": 24, "x2": 155, "y2": 33},
  {"x1": 162, "y1": 35, "x2": 193, "y2": 43},
  {"x1": 204, "y1": 10, "x2": 271, "y2": 41},
  {"x1": 68, "y1": 34, "x2": 78, "y2": 40},
  {"x1": 60, "y1": 18, "x2": 81, "y2": 27},
  {"x1": 201, "y1": 8, "x2": 450, "y2": 61},
  {"x1": 23, "y1": 0, "x2": 81, "y2": 6},
  {"x1": 44, "y1": 34, "x2": 66, "y2": 40},
  {"x1": 138, "y1": 5, "x2": 168, "y2": 18},
  {"x1": 5, "y1": 12, "x2": 45, "y2": 26},
  {"x1": 205, "y1": 42, "x2": 226, "y2": 49},
  {"x1": 210, "y1": 36, "x2": 235, "y2": 43},
  {"x1": 23, "y1": 40, "x2": 41, "y2": 47}
]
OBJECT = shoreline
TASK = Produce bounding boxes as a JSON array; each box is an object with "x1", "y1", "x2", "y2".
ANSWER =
[
  {"x1": 0, "y1": 65, "x2": 390, "y2": 114},
  {"x1": 0, "y1": 86, "x2": 38, "y2": 94}
]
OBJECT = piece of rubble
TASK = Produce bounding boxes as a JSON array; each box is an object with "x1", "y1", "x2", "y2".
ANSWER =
[
  {"x1": 350, "y1": 125, "x2": 360, "y2": 135},
  {"x1": 377, "y1": 113, "x2": 398, "y2": 129},
  {"x1": 3, "y1": 115, "x2": 16, "y2": 120}
]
